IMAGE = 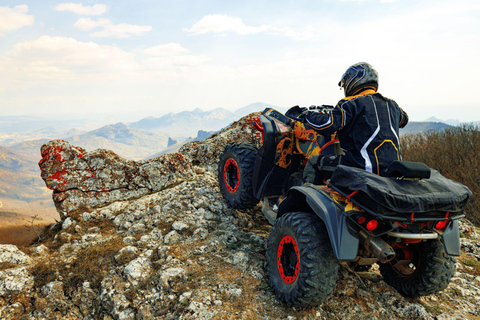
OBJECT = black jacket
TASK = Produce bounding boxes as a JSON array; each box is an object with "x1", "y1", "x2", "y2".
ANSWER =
[{"x1": 305, "y1": 89, "x2": 408, "y2": 175}]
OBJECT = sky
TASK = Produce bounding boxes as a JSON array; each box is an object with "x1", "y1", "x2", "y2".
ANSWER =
[{"x1": 0, "y1": 0, "x2": 479, "y2": 122}]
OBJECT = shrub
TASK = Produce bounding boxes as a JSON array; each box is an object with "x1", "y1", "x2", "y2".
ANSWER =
[{"x1": 401, "y1": 124, "x2": 480, "y2": 225}]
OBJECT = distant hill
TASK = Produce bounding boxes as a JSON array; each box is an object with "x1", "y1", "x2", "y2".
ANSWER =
[
  {"x1": 10, "y1": 123, "x2": 170, "y2": 161},
  {"x1": 0, "y1": 146, "x2": 57, "y2": 226},
  {"x1": 129, "y1": 102, "x2": 279, "y2": 138},
  {"x1": 400, "y1": 121, "x2": 453, "y2": 135},
  {"x1": 0, "y1": 146, "x2": 48, "y2": 201},
  {"x1": 145, "y1": 129, "x2": 217, "y2": 160},
  {"x1": 0, "y1": 126, "x2": 85, "y2": 147},
  {"x1": 65, "y1": 123, "x2": 169, "y2": 160},
  {"x1": 423, "y1": 117, "x2": 461, "y2": 127}
]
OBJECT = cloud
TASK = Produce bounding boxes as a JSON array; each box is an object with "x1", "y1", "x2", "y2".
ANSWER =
[
  {"x1": 5, "y1": 36, "x2": 138, "y2": 78},
  {"x1": 270, "y1": 26, "x2": 321, "y2": 41},
  {"x1": 74, "y1": 18, "x2": 152, "y2": 38},
  {"x1": 185, "y1": 14, "x2": 323, "y2": 41},
  {"x1": 140, "y1": 44, "x2": 210, "y2": 74},
  {"x1": 55, "y1": 3, "x2": 108, "y2": 16},
  {"x1": 0, "y1": 5, "x2": 34, "y2": 35},
  {"x1": 2, "y1": 36, "x2": 211, "y2": 85},
  {"x1": 142, "y1": 43, "x2": 191, "y2": 56},
  {"x1": 184, "y1": 14, "x2": 269, "y2": 35},
  {"x1": 0, "y1": 36, "x2": 215, "y2": 115}
]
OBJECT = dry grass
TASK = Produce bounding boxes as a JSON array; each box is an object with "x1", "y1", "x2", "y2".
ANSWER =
[
  {"x1": 29, "y1": 237, "x2": 124, "y2": 294},
  {"x1": 30, "y1": 257, "x2": 60, "y2": 288},
  {"x1": 0, "y1": 224, "x2": 49, "y2": 246},
  {"x1": 63, "y1": 237, "x2": 124, "y2": 294},
  {"x1": 401, "y1": 124, "x2": 480, "y2": 225}
]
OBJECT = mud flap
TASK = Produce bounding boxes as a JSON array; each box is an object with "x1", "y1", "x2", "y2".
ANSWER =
[
  {"x1": 441, "y1": 219, "x2": 461, "y2": 256},
  {"x1": 277, "y1": 185, "x2": 359, "y2": 261}
]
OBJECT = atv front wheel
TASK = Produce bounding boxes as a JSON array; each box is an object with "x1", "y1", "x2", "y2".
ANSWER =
[
  {"x1": 266, "y1": 212, "x2": 339, "y2": 307},
  {"x1": 379, "y1": 239, "x2": 456, "y2": 297},
  {"x1": 218, "y1": 142, "x2": 259, "y2": 209}
]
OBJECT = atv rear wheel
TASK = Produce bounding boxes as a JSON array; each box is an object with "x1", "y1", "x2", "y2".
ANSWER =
[
  {"x1": 218, "y1": 142, "x2": 259, "y2": 209},
  {"x1": 379, "y1": 239, "x2": 456, "y2": 297},
  {"x1": 266, "y1": 212, "x2": 339, "y2": 307}
]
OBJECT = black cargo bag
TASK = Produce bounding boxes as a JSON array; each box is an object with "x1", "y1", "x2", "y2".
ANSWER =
[{"x1": 329, "y1": 165, "x2": 472, "y2": 215}]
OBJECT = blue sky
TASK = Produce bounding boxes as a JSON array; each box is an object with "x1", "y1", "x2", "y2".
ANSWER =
[{"x1": 1, "y1": 0, "x2": 479, "y2": 121}]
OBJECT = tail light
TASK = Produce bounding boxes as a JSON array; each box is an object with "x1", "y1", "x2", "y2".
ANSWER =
[
  {"x1": 355, "y1": 215, "x2": 378, "y2": 232},
  {"x1": 435, "y1": 220, "x2": 448, "y2": 230},
  {"x1": 435, "y1": 212, "x2": 450, "y2": 231},
  {"x1": 366, "y1": 219, "x2": 378, "y2": 231}
]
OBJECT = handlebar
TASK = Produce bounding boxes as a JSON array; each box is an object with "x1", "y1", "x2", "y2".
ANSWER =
[{"x1": 285, "y1": 105, "x2": 334, "y2": 121}]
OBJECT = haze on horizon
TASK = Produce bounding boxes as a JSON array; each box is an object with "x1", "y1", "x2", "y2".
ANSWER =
[{"x1": 0, "y1": 0, "x2": 479, "y2": 122}]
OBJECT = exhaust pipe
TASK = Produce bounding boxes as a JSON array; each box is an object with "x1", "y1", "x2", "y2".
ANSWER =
[{"x1": 358, "y1": 230, "x2": 395, "y2": 263}]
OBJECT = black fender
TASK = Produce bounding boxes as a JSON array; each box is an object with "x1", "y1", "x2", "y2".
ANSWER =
[
  {"x1": 277, "y1": 184, "x2": 359, "y2": 261},
  {"x1": 441, "y1": 219, "x2": 461, "y2": 256}
]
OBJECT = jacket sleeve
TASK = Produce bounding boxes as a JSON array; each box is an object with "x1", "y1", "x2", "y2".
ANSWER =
[
  {"x1": 305, "y1": 104, "x2": 345, "y2": 135},
  {"x1": 399, "y1": 107, "x2": 409, "y2": 128}
]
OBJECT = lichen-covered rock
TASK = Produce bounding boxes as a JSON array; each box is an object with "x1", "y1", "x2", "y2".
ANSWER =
[
  {"x1": 160, "y1": 267, "x2": 185, "y2": 288},
  {"x1": 0, "y1": 267, "x2": 34, "y2": 296},
  {"x1": 0, "y1": 245, "x2": 31, "y2": 266},
  {"x1": 39, "y1": 139, "x2": 193, "y2": 218},
  {"x1": 124, "y1": 252, "x2": 153, "y2": 283}
]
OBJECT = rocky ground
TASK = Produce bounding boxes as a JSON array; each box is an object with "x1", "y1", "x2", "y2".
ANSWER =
[{"x1": 1, "y1": 113, "x2": 480, "y2": 319}]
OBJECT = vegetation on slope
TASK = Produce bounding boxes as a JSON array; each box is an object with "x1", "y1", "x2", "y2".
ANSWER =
[{"x1": 401, "y1": 124, "x2": 480, "y2": 225}]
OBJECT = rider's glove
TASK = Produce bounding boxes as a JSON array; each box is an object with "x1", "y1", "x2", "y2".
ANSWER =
[{"x1": 285, "y1": 105, "x2": 308, "y2": 120}]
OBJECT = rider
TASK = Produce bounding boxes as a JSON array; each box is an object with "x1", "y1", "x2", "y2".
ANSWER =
[{"x1": 302, "y1": 62, "x2": 409, "y2": 181}]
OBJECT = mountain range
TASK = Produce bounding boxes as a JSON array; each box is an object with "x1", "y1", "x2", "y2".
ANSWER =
[{"x1": 129, "y1": 102, "x2": 281, "y2": 139}]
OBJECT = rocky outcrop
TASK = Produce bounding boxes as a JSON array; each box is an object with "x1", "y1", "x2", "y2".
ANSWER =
[
  {"x1": 179, "y1": 113, "x2": 260, "y2": 168},
  {"x1": 1, "y1": 113, "x2": 479, "y2": 319},
  {"x1": 39, "y1": 139, "x2": 193, "y2": 218},
  {"x1": 38, "y1": 113, "x2": 259, "y2": 220}
]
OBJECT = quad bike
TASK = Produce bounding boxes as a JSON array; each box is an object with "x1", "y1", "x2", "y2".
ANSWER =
[{"x1": 217, "y1": 107, "x2": 472, "y2": 307}]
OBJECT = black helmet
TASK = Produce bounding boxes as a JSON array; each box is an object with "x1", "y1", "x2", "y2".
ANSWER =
[{"x1": 338, "y1": 62, "x2": 378, "y2": 97}]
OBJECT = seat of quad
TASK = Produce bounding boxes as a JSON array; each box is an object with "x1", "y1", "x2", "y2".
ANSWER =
[
  {"x1": 328, "y1": 165, "x2": 472, "y2": 215},
  {"x1": 384, "y1": 160, "x2": 431, "y2": 179}
]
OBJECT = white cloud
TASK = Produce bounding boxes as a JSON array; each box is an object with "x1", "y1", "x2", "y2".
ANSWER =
[
  {"x1": 5, "y1": 36, "x2": 138, "y2": 78},
  {"x1": 74, "y1": 18, "x2": 152, "y2": 38},
  {"x1": 184, "y1": 14, "x2": 269, "y2": 35},
  {"x1": 0, "y1": 5, "x2": 34, "y2": 36},
  {"x1": 142, "y1": 43, "x2": 190, "y2": 56},
  {"x1": 140, "y1": 44, "x2": 210, "y2": 76},
  {"x1": 55, "y1": 3, "x2": 108, "y2": 16},
  {"x1": 2, "y1": 36, "x2": 212, "y2": 86},
  {"x1": 270, "y1": 26, "x2": 321, "y2": 41},
  {"x1": 185, "y1": 14, "x2": 324, "y2": 41},
  {"x1": 74, "y1": 18, "x2": 110, "y2": 31}
]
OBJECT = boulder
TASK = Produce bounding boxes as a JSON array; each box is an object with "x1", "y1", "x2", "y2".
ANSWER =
[{"x1": 39, "y1": 140, "x2": 193, "y2": 218}]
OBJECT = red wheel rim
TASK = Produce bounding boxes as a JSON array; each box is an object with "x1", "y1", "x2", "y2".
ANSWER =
[
  {"x1": 277, "y1": 235, "x2": 300, "y2": 284},
  {"x1": 223, "y1": 158, "x2": 240, "y2": 193}
]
